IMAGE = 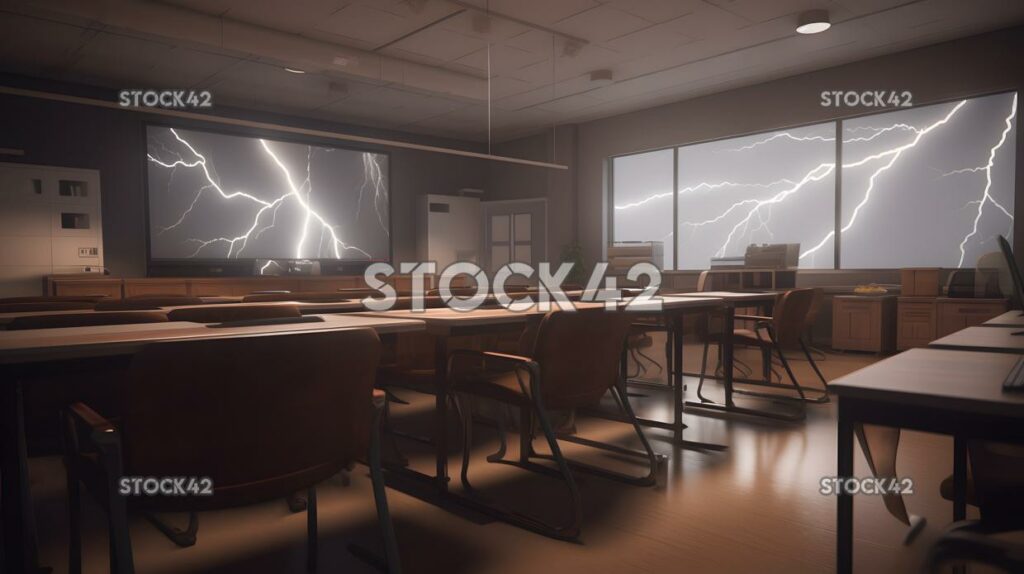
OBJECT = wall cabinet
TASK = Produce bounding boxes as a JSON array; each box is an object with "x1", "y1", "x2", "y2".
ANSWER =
[{"x1": 832, "y1": 295, "x2": 896, "y2": 353}]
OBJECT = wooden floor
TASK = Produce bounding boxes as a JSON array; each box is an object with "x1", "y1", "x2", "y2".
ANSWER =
[{"x1": 27, "y1": 343, "x2": 988, "y2": 573}]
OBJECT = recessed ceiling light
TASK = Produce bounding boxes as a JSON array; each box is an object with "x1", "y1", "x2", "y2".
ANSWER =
[
  {"x1": 284, "y1": 67, "x2": 306, "y2": 74},
  {"x1": 796, "y1": 10, "x2": 831, "y2": 34},
  {"x1": 589, "y1": 69, "x2": 614, "y2": 86}
]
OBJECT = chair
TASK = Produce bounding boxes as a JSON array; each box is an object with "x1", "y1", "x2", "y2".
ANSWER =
[
  {"x1": 696, "y1": 288, "x2": 828, "y2": 406},
  {"x1": 447, "y1": 308, "x2": 656, "y2": 540},
  {"x1": 0, "y1": 301, "x2": 97, "y2": 313},
  {"x1": 925, "y1": 441, "x2": 1024, "y2": 573},
  {"x1": 166, "y1": 303, "x2": 301, "y2": 323},
  {"x1": 62, "y1": 329, "x2": 401, "y2": 573},
  {"x1": 94, "y1": 296, "x2": 204, "y2": 311},
  {"x1": 242, "y1": 291, "x2": 354, "y2": 303},
  {"x1": 6, "y1": 312, "x2": 168, "y2": 331}
]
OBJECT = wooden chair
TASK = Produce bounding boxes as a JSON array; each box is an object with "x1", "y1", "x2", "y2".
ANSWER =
[
  {"x1": 62, "y1": 329, "x2": 401, "y2": 573},
  {"x1": 6, "y1": 312, "x2": 168, "y2": 330},
  {"x1": 94, "y1": 296, "x2": 204, "y2": 311},
  {"x1": 166, "y1": 304, "x2": 301, "y2": 323},
  {"x1": 926, "y1": 441, "x2": 1024, "y2": 572},
  {"x1": 447, "y1": 308, "x2": 655, "y2": 540},
  {"x1": 696, "y1": 288, "x2": 827, "y2": 408}
]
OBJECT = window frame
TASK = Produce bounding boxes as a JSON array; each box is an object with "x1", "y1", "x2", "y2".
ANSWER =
[{"x1": 607, "y1": 89, "x2": 1018, "y2": 271}]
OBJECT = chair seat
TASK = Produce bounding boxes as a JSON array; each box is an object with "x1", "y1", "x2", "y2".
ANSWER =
[
  {"x1": 733, "y1": 328, "x2": 774, "y2": 347},
  {"x1": 451, "y1": 368, "x2": 531, "y2": 405}
]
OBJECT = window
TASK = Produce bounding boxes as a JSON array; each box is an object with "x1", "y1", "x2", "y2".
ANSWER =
[
  {"x1": 611, "y1": 148, "x2": 674, "y2": 269},
  {"x1": 839, "y1": 92, "x2": 1017, "y2": 268},
  {"x1": 608, "y1": 91, "x2": 1018, "y2": 270},
  {"x1": 676, "y1": 122, "x2": 836, "y2": 270}
]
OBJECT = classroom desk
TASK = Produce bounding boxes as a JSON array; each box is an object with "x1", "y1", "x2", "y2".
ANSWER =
[
  {"x1": 0, "y1": 313, "x2": 424, "y2": 574},
  {"x1": 982, "y1": 310, "x2": 1024, "y2": 327},
  {"x1": 830, "y1": 348, "x2": 1024, "y2": 574},
  {"x1": 673, "y1": 291, "x2": 795, "y2": 421},
  {"x1": 0, "y1": 299, "x2": 365, "y2": 327},
  {"x1": 617, "y1": 296, "x2": 727, "y2": 449},
  {"x1": 928, "y1": 326, "x2": 1024, "y2": 354}
]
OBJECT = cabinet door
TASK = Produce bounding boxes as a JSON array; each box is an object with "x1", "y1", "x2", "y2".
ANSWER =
[
  {"x1": 833, "y1": 300, "x2": 880, "y2": 352},
  {"x1": 897, "y1": 301, "x2": 935, "y2": 350},
  {"x1": 937, "y1": 301, "x2": 1008, "y2": 337}
]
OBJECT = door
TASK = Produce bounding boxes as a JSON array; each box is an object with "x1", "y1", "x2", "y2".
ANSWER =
[{"x1": 481, "y1": 199, "x2": 547, "y2": 277}]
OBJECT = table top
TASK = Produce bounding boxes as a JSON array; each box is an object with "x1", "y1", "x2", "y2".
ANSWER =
[
  {"x1": 0, "y1": 313, "x2": 424, "y2": 365},
  {"x1": 929, "y1": 326, "x2": 1024, "y2": 354},
  {"x1": 674, "y1": 291, "x2": 778, "y2": 303},
  {"x1": 0, "y1": 300, "x2": 365, "y2": 326},
  {"x1": 624, "y1": 295, "x2": 724, "y2": 311},
  {"x1": 983, "y1": 310, "x2": 1024, "y2": 327},
  {"x1": 830, "y1": 348, "x2": 1024, "y2": 417}
]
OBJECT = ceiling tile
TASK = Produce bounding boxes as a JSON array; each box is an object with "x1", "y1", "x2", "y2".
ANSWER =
[
  {"x1": 552, "y1": 6, "x2": 652, "y2": 42},
  {"x1": 385, "y1": 25, "x2": 487, "y2": 62},
  {"x1": 313, "y1": 3, "x2": 413, "y2": 48}
]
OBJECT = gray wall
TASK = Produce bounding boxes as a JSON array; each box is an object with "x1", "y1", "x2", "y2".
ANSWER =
[{"x1": 0, "y1": 76, "x2": 488, "y2": 277}]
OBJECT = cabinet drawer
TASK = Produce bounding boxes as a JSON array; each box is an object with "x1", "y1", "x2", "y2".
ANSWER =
[{"x1": 937, "y1": 300, "x2": 1008, "y2": 337}]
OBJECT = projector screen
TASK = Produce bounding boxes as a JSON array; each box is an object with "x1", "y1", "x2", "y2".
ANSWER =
[{"x1": 146, "y1": 125, "x2": 390, "y2": 262}]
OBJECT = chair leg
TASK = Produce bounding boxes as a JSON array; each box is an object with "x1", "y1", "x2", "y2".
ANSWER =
[
  {"x1": 144, "y1": 512, "x2": 198, "y2": 548},
  {"x1": 519, "y1": 405, "x2": 534, "y2": 462},
  {"x1": 287, "y1": 492, "x2": 308, "y2": 512},
  {"x1": 610, "y1": 384, "x2": 658, "y2": 485},
  {"x1": 529, "y1": 395, "x2": 583, "y2": 539},
  {"x1": 369, "y1": 407, "x2": 403, "y2": 574},
  {"x1": 306, "y1": 487, "x2": 318, "y2": 573},
  {"x1": 454, "y1": 393, "x2": 475, "y2": 490},
  {"x1": 767, "y1": 328, "x2": 807, "y2": 403},
  {"x1": 800, "y1": 338, "x2": 830, "y2": 393},
  {"x1": 696, "y1": 340, "x2": 712, "y2": 402},
  {"x1": 487, "y1": 408, "x2": 508, "y2": 463},
  {"x1": 66, "y1": 462, "x2": 82, "y2": 574}
]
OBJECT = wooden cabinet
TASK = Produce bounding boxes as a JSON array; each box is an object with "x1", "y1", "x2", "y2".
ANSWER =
[
  {"x1": 897, "y1": 298, "x2": 936, "y2": 350},
  {"x1": 123, "y1": 278, "x2": 188, "y2": 297},
  {"x1": 936, "y1": 298, "x2": 1008, "y2": 337},
  {"x1": 897, "y1": 297, "x2": 1008, "y2": 349},
  {"x1": 48, "y1": 276, "x2": 123, "y2": 299},
  {"x1": 832, "y1": 295, "x2": 896, "y2": 353}
]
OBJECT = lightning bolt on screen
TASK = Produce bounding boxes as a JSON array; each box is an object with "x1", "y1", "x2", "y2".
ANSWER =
[{"x1": 146, "y1": 126, "x2": 390, "y2": 262}]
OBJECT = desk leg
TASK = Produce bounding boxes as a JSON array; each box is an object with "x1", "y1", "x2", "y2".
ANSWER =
[
  {"x1": 837, "y1": 403, "x2": 854, "y2": 574},
  {"x1": 722, "y1": 305, "x2": 735, "y2": 408},
  {"x1": 672, "y1": 315, "x2": 684, "y2": 444},
  {"x1": 434, "y1": 337, "x2": 450, "y2": 493},
  {"x1": 953, "y1": 435, "x2": 967, "y2": 521},
  {"x1": 1, "y1": 377, "x2": 42, "y2": 573}
]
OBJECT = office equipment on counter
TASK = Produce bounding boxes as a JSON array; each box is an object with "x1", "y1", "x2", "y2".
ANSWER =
[{"x1": 744, "y1": 243, "x2": 799, "y2": 269}]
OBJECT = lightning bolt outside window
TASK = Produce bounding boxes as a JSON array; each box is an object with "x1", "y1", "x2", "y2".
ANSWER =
[
  {"x1": 148, "y1": 128, "x2": 390, "y2": 262},
  {"x1": 612, "y1": 92, "x2": 1016, "y2": 269}
]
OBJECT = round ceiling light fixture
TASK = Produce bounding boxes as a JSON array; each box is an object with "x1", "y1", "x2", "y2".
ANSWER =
[
  {"x1": 589, "y1": 69, "x2": 614, "y2": 86},
  {"x1": 796, "y1": 10, "x2": 831, "y2": 34}
]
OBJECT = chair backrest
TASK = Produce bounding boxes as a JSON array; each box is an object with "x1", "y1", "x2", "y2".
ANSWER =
[
  {"x1": 0, "y1": 301, "x2": 97, "y2": 313},
  {"x1": 804, "y1": 288, "x2": 824, "y2": 330},
  {"x1": 7, "y1": 311, "x2": 168, "y2": 330},
  {"x1": 528, "y1": 308, "x2": 633, "y2": 409},
  {"x1": 95, "y1": 296, "x2": 204, "y2": 311},
  {"x1": 120, "y1": 328, "x2": 381, "y2": 510},
  {"x1": 243, "y1": 291, "x2": 353, "y2": 303},
  {"x1": 166, "y1": 304, "x2": 301, "y2": 323},
  {"x1": 771, "y1": 288, "x2": 815, "y2": 348},
  {"x1": 967, "y1": 441, "x2": 1024, "y2": 522}
]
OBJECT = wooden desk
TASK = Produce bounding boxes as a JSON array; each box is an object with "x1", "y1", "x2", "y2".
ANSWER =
[
  {"x1": 830, "y1": 349, "x2": 1024, "y2": 574},
  {"x1": 928, "y1": 326, "x2": 1024, "y2": 354},
  {"x1": 675, "y1": 291, "x2": 796, "y2": 421},
  {"x1": 983, "y1": 310, "x2": 1024, "y2": 327},
  {"x1": 0, "y1": 314, "x2": 424, "y2": 573}
]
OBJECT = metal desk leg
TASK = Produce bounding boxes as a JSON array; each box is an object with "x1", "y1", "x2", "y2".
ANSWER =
[
  {"x1": 837, "y1": 403, "x2": 854, "y2": 574},
  {"x1": 721, "y1": 305, "x2": 736, "y2": 408},
  {"x1": 953, "y1": 435, "x2": 967, "y2": 521},
  {"x1": 672, "y1": 315, "x2": 684, "y2": 444},
  {"x1": 434, "y1": 337, "x2": 450, "y2": 493}
]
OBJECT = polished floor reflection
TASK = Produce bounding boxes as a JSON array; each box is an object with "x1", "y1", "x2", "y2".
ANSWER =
[{"x1": 28, "y1": 344, "x2": 984, "y2": 573}]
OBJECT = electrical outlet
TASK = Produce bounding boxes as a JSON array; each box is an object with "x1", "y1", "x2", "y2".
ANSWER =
[{"x1": 78, "y1": 247, "x2": 99, "y2": 258}]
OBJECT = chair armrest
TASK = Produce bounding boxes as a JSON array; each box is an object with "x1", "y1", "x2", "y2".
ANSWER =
[
  {"x1": 68, "y1": 402, "x2": 116, "y2": 434},
  {"x1": 734, "y1": 314, "x2": 773, "y2": 322},
  {"x1": 448, "y1": 349, "x2": 538, "y2": 372},
  {"x1": 64, "y1": 402, "x2": 121, "y2": 458}
]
